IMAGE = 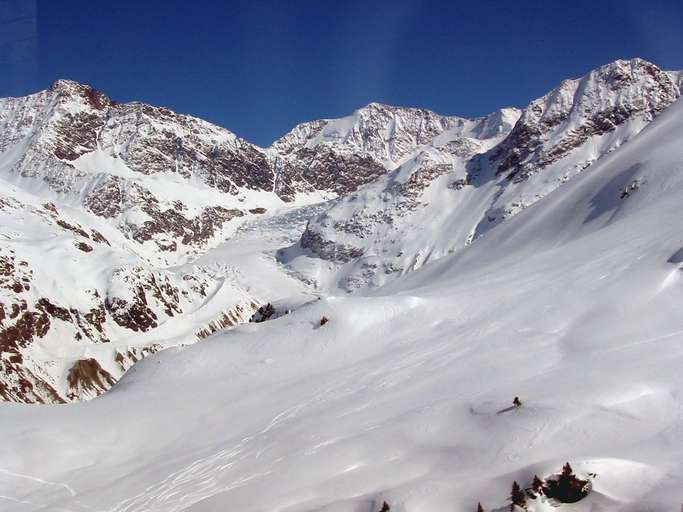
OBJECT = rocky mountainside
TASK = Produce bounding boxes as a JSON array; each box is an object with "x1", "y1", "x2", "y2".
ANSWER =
[
  {"x1": 0, "y1": 79, "x2": 281, "y2": 263},
  {"x1": 0, "y1": 57, "x2": 680, "y2": 403},
  {"x1": 284, "y1": 58, "x2": 681, "y2": 292},
  {"x1": 491, "y1": 59, "x2": 679, "y2": 182},
  {"x1": 0, "y1": 81, "x2": 307, "y2": 402},
  {"x1": 0, "y1": 180, "x2": 260, "y2": 402},
  {"x1": 1, "y1": 81, "x2": 493, "y2": 263}
]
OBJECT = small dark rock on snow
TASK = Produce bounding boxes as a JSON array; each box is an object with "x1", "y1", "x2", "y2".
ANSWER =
[{"x1": 250, "y1": 303, "x2": 275, "y2": 323}]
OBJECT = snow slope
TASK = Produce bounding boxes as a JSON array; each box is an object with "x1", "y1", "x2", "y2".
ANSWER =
[{"x1": 2, "y1": 91, "x2": 683, "y2": 511}]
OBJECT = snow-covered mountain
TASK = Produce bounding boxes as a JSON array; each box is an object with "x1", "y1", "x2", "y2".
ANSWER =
[
  {"x1": 285, "y1": 59, "x2": 681, "y2": 292},
  {"x1": 0, "y1": 57, "x2": 681, "y2": 410},
  {"x1": 0, "y1": 82, "x2": 273, "y2": 402},
  {"x1": 0, "y1": 79, "x2": 522, "y2": 403},
  {"x1": 2, "y1": 62, "x2": 683, "y2": 510}
]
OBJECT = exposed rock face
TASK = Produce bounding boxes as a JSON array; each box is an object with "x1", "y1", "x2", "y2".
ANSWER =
[
  {"x1": 0, "y1": 253, "x2": 66, "y2": 402},
  {"x1": 270, "y1": 102, "x2": 519, "y2": 197},
  {"x1": 249, "y1": 302, "x2": 275, "y2": 323},
  {"x1": 114, "y1": 345, "x2": 162, "y2": 373},
  {"x1": 300, "y1": 223, "x2": 366, "y2": 263},
  {"x1": 66, "y1": 358, "x2": 117, "y2": 401},
  {"x1": 0, "y1": 80, "x2": 279, "y2": 262},
  {"x1": 272, "y1": 103, "x2": 514, "y2": 165},
  {"x1": 195, "y1": 302, "x2": 258, "y2": 339},
  {"x1": 275, "y1": 147, "x2": 388, "y2": 198}
]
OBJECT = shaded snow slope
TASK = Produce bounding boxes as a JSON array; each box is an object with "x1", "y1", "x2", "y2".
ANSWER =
[{"x1": 2, "y1": 93, "x2": 683, "y2": 512}]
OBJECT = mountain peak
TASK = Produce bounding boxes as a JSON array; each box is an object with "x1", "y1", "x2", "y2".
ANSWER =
[
  {"x1": 49, "y1": 78, "x2": 85, "y2": 90},
  {"x1": 607, "y1": 56, "x2": 653, "y2": 67},
  {"x1": 490, "y1": 57, "x2": 680, "y2": 183},
  {"x1": 357, "y1": 101, "x2": 446, "y2": 118},
  {"x1": 48, "y1": 79, "x2": 113, "y2": 110},
  {"x1": 362, "y1": 101, "x2": 393, "y2": 110},
  {"x1": 591, "y1": 57, "x2": 670, "y2": 84}
]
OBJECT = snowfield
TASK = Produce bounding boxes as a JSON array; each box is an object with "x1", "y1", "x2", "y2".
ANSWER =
[{"x1": 2, "y1": 94, "x2": 683, "y2": 511}]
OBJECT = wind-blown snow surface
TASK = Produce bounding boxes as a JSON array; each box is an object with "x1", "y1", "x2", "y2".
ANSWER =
[{"x1": 2, "y1": 96, "x2": 683, "y2": 511}]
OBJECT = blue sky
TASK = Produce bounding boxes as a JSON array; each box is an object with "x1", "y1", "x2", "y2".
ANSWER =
[{"x1": 2, "y1": 0, "x2": 682, "y2": 146}]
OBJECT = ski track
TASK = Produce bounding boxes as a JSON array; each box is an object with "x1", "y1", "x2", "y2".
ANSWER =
[
  {"x1": 0, "y1": 468, "x2": 77, "y2": 497},
  {"x1": 107, "y1": 399, "x2": 319, "y2": 512},
  {"x1": 0, "y1": 467, "x2": 89, "y2": 512}
]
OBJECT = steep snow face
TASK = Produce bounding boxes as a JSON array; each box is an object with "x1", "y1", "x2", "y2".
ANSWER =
[
  {"x1": 287, "y1": 59, "x2": 681, "y2": 292},
  {"x1": 2, "y1": 94, "x2": 683, "y2": 512}
]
